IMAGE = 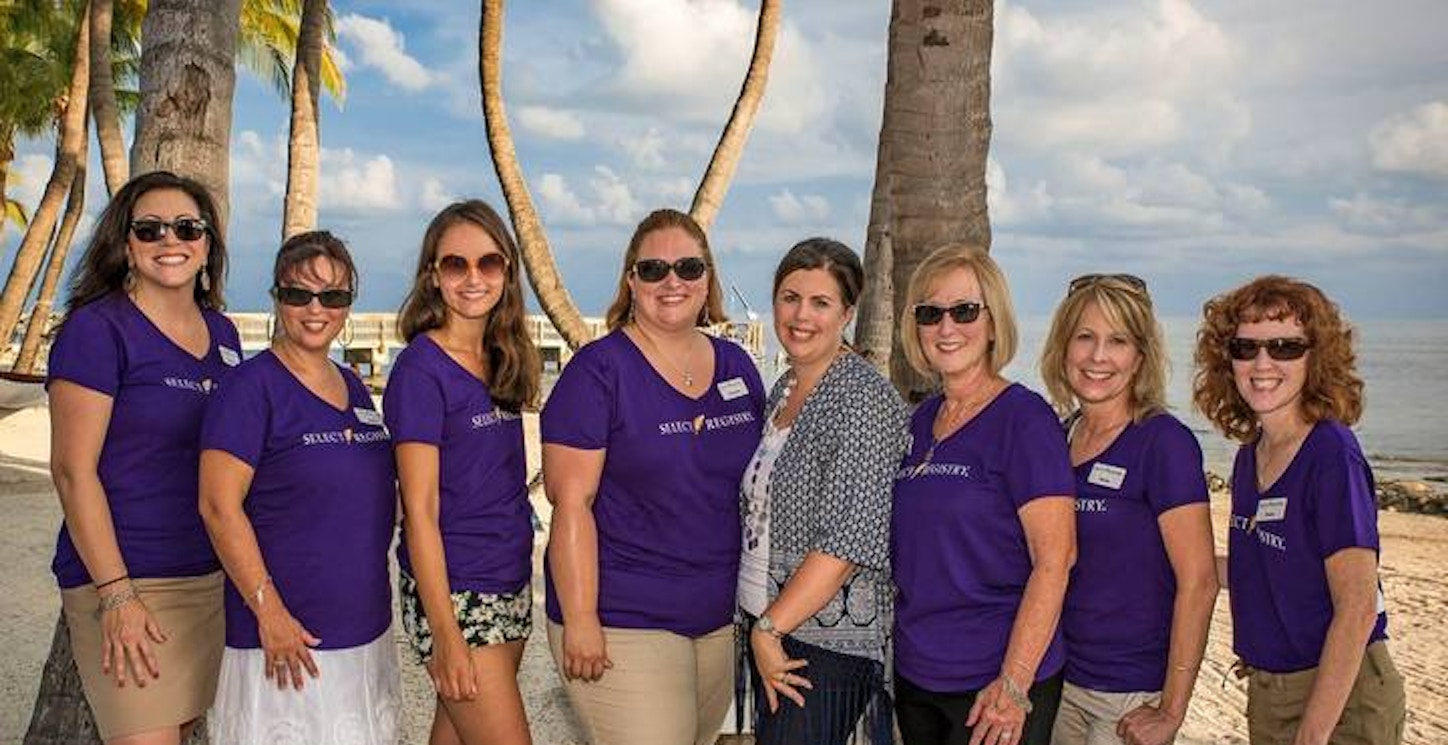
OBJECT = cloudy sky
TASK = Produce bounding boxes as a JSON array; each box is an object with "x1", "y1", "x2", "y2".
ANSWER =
[{"x1": 4, "y1": 0, "x2": 1445, "y2": 320}]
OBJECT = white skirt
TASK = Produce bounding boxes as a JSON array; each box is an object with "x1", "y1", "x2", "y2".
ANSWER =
[{"x1": 209, "y1": 629, "x2": 401, "y2": 745}]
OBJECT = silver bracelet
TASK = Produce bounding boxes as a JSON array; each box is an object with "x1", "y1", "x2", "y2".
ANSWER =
[
  {"x1": 1000, "y1": 673, "x2": 1034, "y2": 715},
  {"x1": 98, "y1": 585, "x2": 137, "y2": 614}
]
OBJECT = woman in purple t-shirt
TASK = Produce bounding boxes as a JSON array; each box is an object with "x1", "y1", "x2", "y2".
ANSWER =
[
  {"x1": 384, "y1": 200, "x2": 540, "y2": 745},
  {"x1": 46, "y1": 170, "x2": 237, "y2": 743},
  {"x1": 891, "y1": 244, "x2": 1076, "y2": 745},
  {"x1": 542, "y1": 209, "x2": 765, "y2": 745},
  {"x1": 200, "y1": 232, "x2": 400, "y2": 745},
  {"x1": 1040, "y1": 274, "x2": 1217, "y2": 745},
  {"x1": 1193, "y1": 276, "x2": 1405, "y2": 745}
]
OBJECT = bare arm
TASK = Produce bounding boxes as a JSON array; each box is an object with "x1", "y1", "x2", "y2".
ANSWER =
[
  {"x1": 543, "y1": 442, "x2": 610, "y2": 681},
  {"x1": 1119, "y1": 503, "x2": 1219, "y2": 745},
  {"x1": 968, "y1": 495, "x2": 1076, "y2": 745},
  {"x1": 1290, "y1": 548, "x2": 1381, "y2": 745},
  {"x1": 50, "y1": 381, "x2": 166, "y2": 687},
  {"x1": 199, "y1": 449, "x2": 321, "y2": 690},
  {"x1": 751, "y1": 551, "x2": 854, "y2": 709},
  {"x1": 396, "y1": 442, "x2": 476, "y2": 701}
]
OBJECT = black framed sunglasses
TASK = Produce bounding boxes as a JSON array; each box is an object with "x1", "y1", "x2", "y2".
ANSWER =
[
  {"x1": 913, "y1": 301, "x2": 987, "y2": 326},
  {"x1": 1227, "y1": 337, "x2": 1312, "y2": 362},
  {"x1": 129, "y1": 218, "x2": 209, "y2": 243},
  {"x1": 632, "y1": 257, "x2": 709, "y2": 283},
  {"x1": 273, "y1": 286, "x2": 355, "y2": 309},
  {"x1": 1068, "y1": 273, "x2": 1147, "y2": 295},
  {"x1": 436, "y1": 253, "x2": 508, "y2": 282}
]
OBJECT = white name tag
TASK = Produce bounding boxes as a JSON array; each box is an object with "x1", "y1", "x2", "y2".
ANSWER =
[
  {"x1": 717, "y1": 377, "x2": 749, "y2": 401},
  {"x1": 1256, "y1": 497, "x2": 1288, "y2": 522},
  {"x1": 1087, "y1": 462, "x2": 1127, "y2": 490},
  {"x1": 219, "y1": 346, "x2": 241, "y2": 366},
  {"x1": 354, "y1": 407, "x2": 384, "y2": 426}
]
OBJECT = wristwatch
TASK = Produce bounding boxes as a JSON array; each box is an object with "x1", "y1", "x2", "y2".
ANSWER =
[{"x1": 754, "y1": 613, "x2": 784, "y2": 638}]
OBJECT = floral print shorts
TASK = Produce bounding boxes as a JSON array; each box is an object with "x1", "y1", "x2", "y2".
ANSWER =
[{"x1": 399, "y1": 571, "x2": 532, "y2": 663}]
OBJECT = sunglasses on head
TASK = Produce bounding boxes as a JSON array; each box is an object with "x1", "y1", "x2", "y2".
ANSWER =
[
  {"x1": 273, "y1": 286, "x2": 354, "y2": 309},
  {"x1": 1228, "y1": 337, "x2": 1311, "y2": 362},
  {"x1": 632, "y1": 257, "x2": 708, "y2": 283},
  {"x1": 436, "y1": 253, "x2": 508, "y2": 282},
  {"x1": 1068, "y1": 273, "x2": 1148, "y2": 295},
  {"x1": 129, "y1": 218, "x2": 209, "y2": 243},
  {"x1": 913, "y1": 301, "x2": 987, "y2": 326}
]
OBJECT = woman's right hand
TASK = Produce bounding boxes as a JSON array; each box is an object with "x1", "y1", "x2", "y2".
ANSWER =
[
  {"x1": 563, "y1": 616, "x2": 612, "y2": 681},
  {"x1": 256, "y1": 602, "x2": 322, "y2": 691},
  {"x1": 427, "y1": 629, "x2": 478, "y2": 701},
  {"x1": 99, "y1": 584, "x2": 166, "y2": 688}
]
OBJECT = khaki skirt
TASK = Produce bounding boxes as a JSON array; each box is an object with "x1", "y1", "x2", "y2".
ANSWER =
[{"x1": 60, "y1": 572, "x2": 225, "y2": 740}]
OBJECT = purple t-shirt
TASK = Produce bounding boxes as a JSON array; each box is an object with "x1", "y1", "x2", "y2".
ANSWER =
[
  {"x1": 892, "y1": 384, "x2": 1075, "y2": 692},
  {"x1": 540, "y1": 330, "x2": 765, "y2": 637},
  {"x1": 47, "y1": 293, "x2": 242, "y2": 588},
  {"x1": 1228, "y1": 419, "x2": 1388, "y2": 673},
  {"x1": 382, "y1": 335, "x2": 532, "y2": 594},
  {"x1": 1062, "y1": 413, "x2": 1209, "y2": 692},
  {"x1": 200, "y1": 351, "x2": 397, "y2": 651}
]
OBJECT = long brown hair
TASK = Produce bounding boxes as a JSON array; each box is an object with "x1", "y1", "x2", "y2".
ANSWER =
[
  {"x1": 603, "y1": 208, "x2": 727, "y2": 331},
  {"x1": 64, "y1": 170, "x2": 227, "y2": 316},
  {"x1": 1192, "y1": 275, "x2": 1364, "y2": 443},
  {"x1": 396, "y1": 200, "x2": 540, "y2": 411}
]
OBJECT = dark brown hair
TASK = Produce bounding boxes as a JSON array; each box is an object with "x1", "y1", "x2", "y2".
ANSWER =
[
  {"x1": 272, "y1": 230, "x2": 356, "y2": 293},
  {"x1": 64, "y1": 170, "x2": 227, "y2": 316},
  {"x1": 603, "y1": 208, "x2": 727, "y2": 331},
  {"x1": 395, "y1": 200, "x2": 540, "y2": 411},
  {"x1": 772, "y1": 237, "x2": 864, "y2": 308},
  {"x1": 1192, "y1": 275, "x2": 1364, "y2": 442}
]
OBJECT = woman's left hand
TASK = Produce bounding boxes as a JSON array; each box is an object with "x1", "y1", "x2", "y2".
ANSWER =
[
  {"x1": 750, "y1": 628, "x2": 812, "y2": 712},
  {"x1": 1117, "y1": 702, "x2": 1184, "y2": 745},
  {"x1": 966, "y1": 675, "x2": 1028, "y2": 745}
]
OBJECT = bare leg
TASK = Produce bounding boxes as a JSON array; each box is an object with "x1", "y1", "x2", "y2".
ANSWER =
[{"x1": 438, "y1": 641, "x2": 531, "y2": 745}]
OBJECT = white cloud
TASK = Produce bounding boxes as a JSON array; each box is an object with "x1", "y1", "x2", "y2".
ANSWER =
[
  {"x1": 517, "y1": 106, "x2": 586, "y2": 141},
  {"x1": 536, "y1": 173, "x2": 596, "y2": 226},
  {"x1": 768, "y1": 189, "x2": 830, "y2": 225},
  {"x1": 1329, "y1": 192, "x2": 1442, "y2": 234},
  {"x1": 534, "y1": 167, "x2": 642, "y2": 227},
  {"x1": 589, "y1": 166, "x2": 641, "y2": 225},
  {"x1": 9, "y1": 154, "x2": 54, "y2": 213},
  {"x1": 419, "y1": 178, "x2": 455, "y2": 212},
  {"x1": 1369, "y1": 101, "x2": 1448, "y2": 177},
  {"x1": 319, "y1": 148, "x2": 401, "y2": 210},
  {"x1": 335, "y1": 14, "x2": 433, "y2": 91},
  {"x1": 621, "y1": 128, "x2": 668, "y2": 170}
]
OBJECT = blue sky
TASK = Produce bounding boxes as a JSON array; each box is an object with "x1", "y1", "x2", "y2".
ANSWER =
[{"x1": 5, "y1": 0, "x2": 1446, "y2": 319}]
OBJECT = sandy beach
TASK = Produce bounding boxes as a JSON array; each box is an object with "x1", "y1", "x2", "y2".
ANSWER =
[{"x1": 2, "y1": 403, "x2": 1445, "y2": 744}]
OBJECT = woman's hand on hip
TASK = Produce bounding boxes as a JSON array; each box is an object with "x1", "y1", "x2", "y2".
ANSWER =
[
  {"x1": 751, "y1": 628, "x2": 812, "y2": 712},
  {"x1": 966, "y1": 675, "x2": 1029, "y2": 745},
  {"x1": 99, "y1": 582, "x2": 166, "y2": 688},
  {"x1": 1118, "y1": 702, "x2": 1185, "y2": 745},
  {"x1": 562, "y1": 615, "x2": 612, "y2": 682},
  {"x1": 256, "y1": 602, "x2": 322, "y2": 691},
  {"x1": 427, "y1": 628, "x2": 478, "y2": 701}
]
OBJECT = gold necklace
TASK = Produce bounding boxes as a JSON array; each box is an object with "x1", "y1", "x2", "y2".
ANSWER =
[
  {"x1": 632, "y1": 323, "x2": 698, "y2": 388},
  {"x1": 911, "y1": 380, "x2": 1003, "y2": 478}
]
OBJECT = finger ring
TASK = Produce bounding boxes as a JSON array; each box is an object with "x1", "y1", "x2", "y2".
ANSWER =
[{"x1": 1001, "y1": 731, "x2": 1013, "y2": 741}]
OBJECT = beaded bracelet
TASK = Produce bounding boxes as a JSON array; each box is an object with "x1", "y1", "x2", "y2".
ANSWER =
[
  {"x1": 98, "y1": 585, "x2": 138, "y2": 613},
  {"x1": 1000, "y1": 673, "x2": 1034, "y2": 715}
]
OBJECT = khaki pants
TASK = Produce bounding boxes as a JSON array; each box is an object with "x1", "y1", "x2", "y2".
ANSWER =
[
  {"x1": 1246, "y1": 641, "x2": 1405, "y2": 745},
  {"x1": 1051, "y1": 681, "x2": 1163, "y2": 745},
  {"x1": 547, "y1": 621, "x2": 734, "y2": 745}
]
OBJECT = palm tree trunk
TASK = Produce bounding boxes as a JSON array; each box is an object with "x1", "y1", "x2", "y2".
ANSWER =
[
  {"x1": 479, "y1": 0, "x2": 589, "y2": 348},
  {"x1": 853, "y1": 160, "x2": 895, "y2": 373},
  {"x1": 89, "y1": 0, "x2": 128, "y2": 196},
  {"x1": 130, "y1": 0, "x2": 241, "y2": 234},
  {"x1": 281, "y1": 0, "x2": 325, "y2": 240},
  {"x1": 688, "y1": 0, "x2": 780, "y2": 232},
  {"x1": 16, "y1": 159, "x2": 85, "y2": 373},
  {"x1": 862, "y1": 0, "x2": 994, "y2": 400},
  {"x1": 0, "y1": 8, "x2": 89, "y2": 358},
  {"x1": 1, "y1": 130, "x2": 14, "y2": 251}
]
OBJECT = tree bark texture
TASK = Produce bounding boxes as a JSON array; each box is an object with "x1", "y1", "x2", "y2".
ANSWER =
[
  {"x1": 16, "y1": 157, "x2": 85, "y2": 373},
  {"x1": 130, "y1": 0, "x2": 241, "y2": 234},
  {"x1": 89, "y1": 0, "x2": 129, "y2": 196},
  {"x1": 479, "y1": 0, "x2": 590, "y2": 349},
  {"x1": 862, "y1": 0, "x2": 994, "y2": 400},
  {"x1": 281, "y1": 0, "x2": 325, "y2": 240},
  {"x1": 0, "y1": 8, "x2": 89, "y2": 359},
  {"x1": 1, "y1": 129, "x2": 15, "y2": 250},
  {"x1": 688, "y1": 0, "x2": 779, "y2": 233}
]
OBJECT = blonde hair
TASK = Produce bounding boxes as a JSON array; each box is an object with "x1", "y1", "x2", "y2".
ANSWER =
[
  {"x1": 1040, "y1": 277, "x2": 1168, "y2": 421},
  {"x1": 900, "y1": 243, "x2": 1018, "y2": 378}
]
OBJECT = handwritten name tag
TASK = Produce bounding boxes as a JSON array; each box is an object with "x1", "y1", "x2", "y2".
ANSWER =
[
  {"x1": 354, "y1": 407, "x2": 384, "y2": 426},
  {"x1": 717, "y1": 377, "x2": 749, "y2": 401},
  {"x1": 1255, "y1": 497, "x2": 1288, "y2": 522},
  {"x1": 219, "y1": 346, "x2": 241, "y2": 367},
  {"x1": 1087, "y1": 462, "x2": 1127, "y2": 490}
]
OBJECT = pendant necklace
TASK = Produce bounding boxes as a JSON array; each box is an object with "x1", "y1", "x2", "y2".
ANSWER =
[
  {"x1": 910, "y1": 381, "x2": 1001, "y2": 479},
  {"x1": 633, "y1": 323, "x2": 697, "y2": 389}
]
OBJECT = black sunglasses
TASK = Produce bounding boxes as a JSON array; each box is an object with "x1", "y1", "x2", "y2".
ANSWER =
[
  {"x1": 1228, "y1": 337, "x2": 1312, "y2": 362},
  {"x1": 436, "y1": 253, "x2": 508, "y2": 281},
  {"x1": 129, "y1": 218, "x2": 209, "y2": 243},
  {"x1": 633, "y1": 257, "x2": 708, "y2": 283},
  {"x1": 1068, "y1": 273, "x2": 1147, "y2": 295},
  {"x1": 913, "y1": 301, "x2": 987, "y2": 326},
  {"x1": 273, "y1": 286, "x2": 355, "y2": 309}
]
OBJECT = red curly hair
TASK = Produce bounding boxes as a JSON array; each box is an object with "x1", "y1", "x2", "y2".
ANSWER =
[{"x1": 1192, "y1": 275, "x2": 1364, "y2": 443}]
